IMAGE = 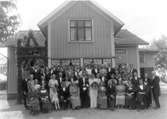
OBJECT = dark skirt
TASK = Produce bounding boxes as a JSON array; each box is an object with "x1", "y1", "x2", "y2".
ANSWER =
[
  {"x1": 41, "y1": 99, "x2": 52, "y2": 113},
  {"x1": 125, "y1": 94, "x2": 135, "y2": 107},
  {"x1": 29, "y1": 98, "x2": 40, "y2": 114},
  {"x1": 107, "y1": 95, "x2": 115, "y2": 109}
]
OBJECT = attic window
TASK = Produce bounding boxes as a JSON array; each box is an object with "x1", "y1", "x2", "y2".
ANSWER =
[{"x1": 70, "y1": 20, "x2": 92, "y2": 41}]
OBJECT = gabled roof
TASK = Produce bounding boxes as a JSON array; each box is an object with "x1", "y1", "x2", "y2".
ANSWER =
[
  {"x1": 38, "y1": 0, "x2": 124, "y2": 33},
  {"x1": 115, "y1": 29, "x2": 149, "y2": 45},
  {"x1": 5, "y1": 30, "x2": 46, "y2": 47}
]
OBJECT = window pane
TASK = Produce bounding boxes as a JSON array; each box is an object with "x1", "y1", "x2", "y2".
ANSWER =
[
  {"x1": 70, "y1": 28, "x2": 77, "y2": 41},
  {"x1": 85, "y1": 20, "x2": 92, "y2": 27},
  {"x1": 70, "y1": 20, "x2": 77, "y2": 27},
  {"x1": 78, "y1": 28, "x2": 85, "y2": 41},
  {"x1": 85, "y1": 28, "x2": 92, "y2": 41}
]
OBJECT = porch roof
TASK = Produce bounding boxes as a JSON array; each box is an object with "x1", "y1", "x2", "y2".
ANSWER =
[
  {"x1": 4, "y1": 30, "x2": 46, "y2": 47},
  {"x1": 115, "y1": 29, "x2": 149, "y2": 45}
]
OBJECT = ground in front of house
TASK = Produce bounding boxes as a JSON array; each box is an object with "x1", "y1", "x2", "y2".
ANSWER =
[{"x1": 0, "y1": 94, "x2": 167, "y2": 119}]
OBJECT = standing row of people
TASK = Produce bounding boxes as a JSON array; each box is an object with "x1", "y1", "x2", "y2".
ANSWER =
[{"x1": 22, "y1": 63, "x2": 161, "y2": 115}]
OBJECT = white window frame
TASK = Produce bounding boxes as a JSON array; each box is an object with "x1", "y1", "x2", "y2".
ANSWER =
[{"x1": 68, "y1": 19, "x2": 94, "y2": 43}]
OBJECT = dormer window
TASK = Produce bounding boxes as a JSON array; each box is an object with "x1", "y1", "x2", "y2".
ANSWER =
[{"x1": 69, "y1": 20, "x2": 92, "y2": 41}]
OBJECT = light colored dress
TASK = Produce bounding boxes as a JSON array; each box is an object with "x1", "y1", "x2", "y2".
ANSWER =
[
  {"x1": 97, "y1": 81, "x2": 107, "y2": 109},
  {"x1": 49, "y1": 79, "x2": 59, "y2": 103},
  {"x1": 89, "y1": 78, "x2": 99, "y2": 108},
  {"x1": 69, "y1": 81, "x2": 81, "y2": 109},
  {"x1": 116, "y1": 84, "x2": 126, "y2": 106}
]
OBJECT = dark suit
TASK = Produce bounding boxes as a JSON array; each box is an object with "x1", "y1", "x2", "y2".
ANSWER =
[
  {"x1": 22, "y1": 79, "x2": 28, "y2": 108},
  {"x1": 106, "y1": 82, "x2": 116, "y2": 109},
  {"x1": 57, "y1": 77, "x2": 65, "y2": 109},
  {"x1": 131, "y1": 77, "x2": 140, "y2": 107},
  {"x1": 79, "y1": 77, "x2": 90, "y2": 108},
  {"x1": 91, "y1": 68, "x2": 99, "y2": 77},
  {"x1": 152, "y1": 76, "x2": 160, "y2": 108},
  {"x1": 143, "y1": 78, "x2": 152, "y2": 108}
]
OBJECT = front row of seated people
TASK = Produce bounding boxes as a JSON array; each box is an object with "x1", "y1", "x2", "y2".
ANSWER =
[{"x1": 23, "y1": 64, "x2": 160, "y2": 115}]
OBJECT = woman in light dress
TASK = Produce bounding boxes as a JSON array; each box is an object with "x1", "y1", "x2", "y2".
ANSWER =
[
  {"x1": 48, "y1": 74, "x2": 60, "y2": 110},
  {"x1": 115, "y1": 75, "x2": 126, "y2": 108},
  {"x1": 89, "y1": 74, "x2": 100, "y2": 108}
]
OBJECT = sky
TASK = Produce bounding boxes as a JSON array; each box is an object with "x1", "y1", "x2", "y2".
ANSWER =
[{"x1": 16, "y1": 0, "x2": 167, "y2": 43}]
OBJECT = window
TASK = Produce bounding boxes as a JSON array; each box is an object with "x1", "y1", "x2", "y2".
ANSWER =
[
  {"x1": 115, "y1": 49, "x2": 127, "y2": 64},
  {"x1": 140, "y1": 53, "x2": 145, "y2": 63},
  {"x1": 70, "y1": 20, "x2": 92, "y2": 41}
]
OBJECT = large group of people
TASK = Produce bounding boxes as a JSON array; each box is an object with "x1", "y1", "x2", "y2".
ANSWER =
[{"x1": 22, "y1": 63, "x2": 161, "y2": 115}]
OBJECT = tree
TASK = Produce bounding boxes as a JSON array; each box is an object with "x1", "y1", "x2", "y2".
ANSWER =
[
  {"x1": 150, "y1": 35, "x2": 167, "y2": 83},
  {"x1": 0, "y1": 0, "x2": 19, "y2": 42}
]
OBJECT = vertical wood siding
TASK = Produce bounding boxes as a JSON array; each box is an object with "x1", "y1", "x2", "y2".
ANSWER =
[{"x1": 49, "y1": 2, "x2": 114, "y2": 59}]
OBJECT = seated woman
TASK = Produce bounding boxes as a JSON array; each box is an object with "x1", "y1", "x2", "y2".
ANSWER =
[
  {"x1": 69, "y1": 74, "x2": 81, "y2": 109},
  {"x1": 107, "y1": 73, "x2": 116, "y2": 110},
  {"x1": 97, "y1": 74, "x2": 107, "y2": 109},
  {"x1": 115, "y1": 75, "x2": 126, "y2": 108},
  {"x1": 125, "y1": 80, "x2": 135, "y2": 109}
]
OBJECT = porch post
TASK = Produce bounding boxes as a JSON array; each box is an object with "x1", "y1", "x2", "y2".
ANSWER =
[
  {"x1": 48, "y1": 24, "x2": 52, "y2": 68},
  {"x1": 136, "y1": 46, "x2": 140, "y2": 77},
  {"x1": 80, "y1": 58, "x2": 84, "y2": 67},
  {"x1": 111, "y1": 32, "x2": 115, "y2": 68}
]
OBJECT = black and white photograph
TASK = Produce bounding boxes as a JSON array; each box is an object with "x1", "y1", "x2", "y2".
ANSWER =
[{"x1": 0, "y1": 0, "x2": 167, "y2": 119}]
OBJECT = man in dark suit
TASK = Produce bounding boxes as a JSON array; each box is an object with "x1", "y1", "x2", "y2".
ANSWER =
[
  {"x1": 79, "y1": 71, "x2": 90, "y2": 108},
  {"x1": 151, "y1": 71, "x2": 160, "y2": 109},
  {"x1": 143, "y1": 73, "x2": 152, "y2": 108},
  {"x1": 22, "y1": 78, "x2": 28, "y2": 109}
]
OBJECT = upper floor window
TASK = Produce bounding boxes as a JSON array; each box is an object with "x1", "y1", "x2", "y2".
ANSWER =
[
  {"x1": 140, "y1": 53, "x2": 145, "y2": 63},
  {"x1": 70, "y1": 20, "x2": 92, "y2": 41}
]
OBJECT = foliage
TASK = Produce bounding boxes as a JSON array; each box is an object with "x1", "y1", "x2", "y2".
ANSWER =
[
  {"x1": 0, "y1": 0, "x2": 20, "y2": 42},
  {"x1": 0, "y1": 80, "x2": 7, "y2": 90},
  {"x1": 150, "y1": 35, "x2": 167, "y2": 83}
]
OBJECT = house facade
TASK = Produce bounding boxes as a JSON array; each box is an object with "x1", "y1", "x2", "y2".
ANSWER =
[
  {"x1": 5, "y1": 0, "x2": 149, "y2": 99},
  {"x1": 38, "y1": 0, "x2": 148, "y2": 73}
]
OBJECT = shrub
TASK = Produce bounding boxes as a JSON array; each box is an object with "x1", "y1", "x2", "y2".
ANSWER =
[{"x1": 0, "y1": 80, "x2": 7, "y2": 90}]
